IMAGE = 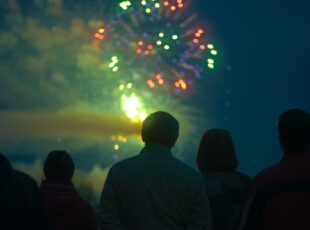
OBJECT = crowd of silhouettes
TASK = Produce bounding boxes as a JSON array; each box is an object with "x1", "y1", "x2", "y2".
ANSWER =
[{"x1": 0, "y1": 108, "x2": 309, "y2": 230}]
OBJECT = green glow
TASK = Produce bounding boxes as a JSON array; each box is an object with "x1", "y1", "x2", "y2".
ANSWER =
[
  {"x1": 207, "y1": 44, "x2": 214, "y2": 49},
  {"x1": 109, "y1": 56, "x2": 119, "y2": 70},
  {"x1": 119, "y1": 84, "x2": 125, "y2": 90},
  {"x1": 172, "y1": 35, "x2": 178, "y2": 40},
  {"x1": 145, "y1": 8, "x2": 151, "y2": 13},
  {"x1": 121, "y1": 94, "x2": 148, "y2": 123},
  {"x1": 155, "y1": 3, "x2": 160, "y2": 8},
  {"x1": 139, "y1": 112, "x2": 148, "y2": 121},
  {"x1": 211, "y1": 50, "x2": 218, "y2": 55},
  {"x1": 127, "y1": 83, "x2": 133, "y2": 89},
  {"x1": 141, "y1": 0, "x2": 147, "y2": 6},
  {"x1": 156, "y1": 40, "x2": 162, "y2": 45},
  {"x1": 114, "y1": 144, "x2": 120, "y2": 151},
  {"x1": 208, "y1": 63, "x2": 215, "y2": 69},
  {"x1": 159, "y1": 32, "x2": 164, "y2": 37},
  {"x1": 164, "y1": 45, "x2": 170, "y2": 50},
  {"x1": 112, "y1": 56, "x2": 118, "y2": 63},
  {"x1": 119, "y1": 1, "x2": 131, "y2": 10},
  {"x1": 207, "y1": 59, "x2": 214, "y2": 64}
]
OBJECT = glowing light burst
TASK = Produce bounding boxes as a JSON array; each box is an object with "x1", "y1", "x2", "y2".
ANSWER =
[
  {"x1": 92, "y1": 0, "x2": 221, "y2": 149},
  {"x1": 108, "y1": 56, "x2": 119, "y2": 72},
  {"x1": 96, "y1": 0, "x2": 220, "y2": 94},
  {"x1": 94, "y1": 27, "x2": 105, "y2": 40},
  {"x1": 119, "y1": 1, "x2": 132, "y2": 10},
  {"x1": 121, "y1": 94, "x2": 148, "y2": 123},
  {"x1": 0, "y1": 1, "x2": 222, "y2": 164}
]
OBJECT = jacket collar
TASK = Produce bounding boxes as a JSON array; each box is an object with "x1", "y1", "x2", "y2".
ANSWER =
[
  {"x1": 140, "y1": 144, "x2": 172, "y2": 156},
  {"x1": 40, "y1": 179, "x2": 78, "y2": 195}
]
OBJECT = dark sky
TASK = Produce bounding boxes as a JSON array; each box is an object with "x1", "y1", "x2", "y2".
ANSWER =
[{"x1": 194, "y1": 0, "x2": 310, "y2": 175}]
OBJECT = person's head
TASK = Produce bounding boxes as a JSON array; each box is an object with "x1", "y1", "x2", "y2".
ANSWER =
[
  {"x1": 141, "y1": 111, "x2": 179, "y2": 148},
  {"x1": 43, "y1": 150, "x2": 75, "y2": 182},
  {"x1": 277, "y1": 109, "x2": 310, "y2": 153},
  {"x1": 196, "y1": 129, "x2": 239, "y2": 172}
]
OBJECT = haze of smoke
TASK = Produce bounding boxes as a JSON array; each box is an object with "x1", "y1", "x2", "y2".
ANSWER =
[
  {"x1": 0, "y1": 1, "x2": 111, "y2": 111},
  {"x1": 0, "y1": 0, "x2": 210, "y2": 173},
  {"x1": 0, "y1": 110, "x2": 140, "y2": 140},
  {"x1": 14, "y1": 160, "x2": 109, "y2": 201}
]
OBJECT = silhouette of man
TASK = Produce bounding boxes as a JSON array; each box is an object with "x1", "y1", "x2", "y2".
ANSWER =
[
  {"x1": 99, "y1": 111, "x2": 212, "y2": 230},
  {"x1": 0, "y1": 153, "x2": 43, "y2": 230},
  {"x1": 240, "y1": 109, "x2": 310, "y2": 230}
]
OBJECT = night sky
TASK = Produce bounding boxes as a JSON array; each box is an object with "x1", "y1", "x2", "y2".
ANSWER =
[
  {"x1": 195, "y1": 0, "x2": 310, "y2": 175},
  {"x1": 0, "y1": 0, "x2": 309, "y2": 188}
]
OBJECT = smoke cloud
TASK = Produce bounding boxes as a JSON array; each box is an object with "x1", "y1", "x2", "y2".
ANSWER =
[{"x1": 0, "y1": 110, "x2": 140, "y2": 140}]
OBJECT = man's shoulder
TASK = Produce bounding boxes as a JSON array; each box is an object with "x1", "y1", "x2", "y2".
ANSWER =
[
  {"x1": 172, "y1": 156, "x2": 200, "y2": 173},
  {"x1": 111, "y1": 152, "x2": 201, "y2": 178},
  {"x1": 12, "y1": 169, "x2": 38, "y2": 188},
  {"x1": 111, "y1": 155, "x2": 141, "y2": 170},
  {"x1": 236, "y1": 171, "x2": 252, "y2": 180},
  {"x1": 3, "y1": 170, "x2": 39, "y2": 200},
  {"x1": 168, "y1": 157, "x2": 205, "y2": 185},
  {"x1": 251, "y1": 161, "x2": 287, "y2": 193}
]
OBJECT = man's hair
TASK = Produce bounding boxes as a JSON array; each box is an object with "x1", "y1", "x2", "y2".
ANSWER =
[
  {"x1": 43, "y1": 150, "x2": 75, "y2": 181},
  {"x1": 141, "y1": 111, "x2": 179, "y2": 148},
  {"x1": 277, "y1": 109, "x2": 310, "y2": 153},
  {"x1": 196, "y1": 129, "x2": 239, "y2": 172}
]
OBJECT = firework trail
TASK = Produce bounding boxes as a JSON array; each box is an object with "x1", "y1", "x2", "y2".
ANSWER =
[
  {"x1": 92, "y1": 0, "x2": 219, "y2": 123},
  {"x1": 0, "y1": 0, "x2": 220, "y2": 154}
]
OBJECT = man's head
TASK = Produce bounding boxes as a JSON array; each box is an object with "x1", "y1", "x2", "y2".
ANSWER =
[
  {"x1": 141, "y1": 111, "x2": 179, "y2": 148},
  {"x1": 277, "y1": 109, "x2": 310, "y2": 153},
  {"x1": 44, "y1": 150, "x2": 75, "y2": 182}
]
